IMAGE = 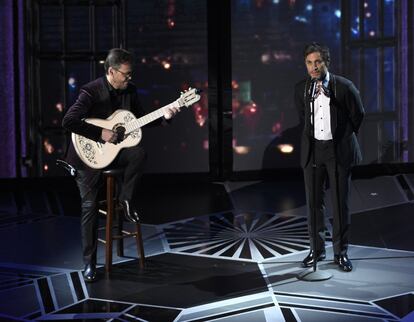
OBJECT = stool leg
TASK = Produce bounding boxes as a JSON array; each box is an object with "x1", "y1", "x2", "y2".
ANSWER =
[
  {"x1": 117, "y1": 212, "x2": 124, "y2": 257},
  {"x1": 135, "y1": 223, "x2": 145, "y2": 269},
  {"x1": 105, "y1": 175, "x2": 115, "y2": 274}
]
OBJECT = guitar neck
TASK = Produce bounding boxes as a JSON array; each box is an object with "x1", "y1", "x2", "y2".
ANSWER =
[{"x1": 127, "y1": 101, "x2": 180, "y2": 133}]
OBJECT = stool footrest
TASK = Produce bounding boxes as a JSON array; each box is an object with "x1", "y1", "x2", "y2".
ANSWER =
[
  {"x1": 98, "y1": 224, "x2": 123, "y2": 231},
  {"x1": 112, "y1": 233, "x2": 138, "y2": 239}
]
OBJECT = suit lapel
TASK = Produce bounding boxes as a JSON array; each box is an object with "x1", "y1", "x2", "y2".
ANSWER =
[
  {"x1": 305, "y1": 79, "x2": 313, "y2": 135},
  {"x1": 329, "y1": 74, "x2": 337, "y2": 136}
]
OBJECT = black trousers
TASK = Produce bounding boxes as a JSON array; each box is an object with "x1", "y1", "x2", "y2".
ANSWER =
[
  {"x1": 303, "y1": 140, "x2": 351, "y2": 256},
  {"x1": 75, "y1": 145, "x2": 146, "y2": 265}
]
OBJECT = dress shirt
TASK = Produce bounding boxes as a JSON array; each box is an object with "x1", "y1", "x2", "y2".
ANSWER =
[{"x1": 312, "y1": 72, "x2": 332, "y2": 140}]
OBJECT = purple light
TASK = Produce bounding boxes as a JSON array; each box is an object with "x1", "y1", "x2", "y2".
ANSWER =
[{"x1": 0, "y1": 0, "x2": 17, "y2": 177}]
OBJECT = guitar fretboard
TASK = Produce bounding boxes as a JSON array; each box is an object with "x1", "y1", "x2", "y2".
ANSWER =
[{"x1": 125, "y1": 101, "x2": 180, "y2": 134}]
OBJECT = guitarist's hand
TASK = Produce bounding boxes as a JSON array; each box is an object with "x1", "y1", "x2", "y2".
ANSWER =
[
  {"x1": 101, "y1": 128, "x2": 118, "y2": 143},
  {"x1": 164, "y1": 106, "x2": 180, "y2": 120}
]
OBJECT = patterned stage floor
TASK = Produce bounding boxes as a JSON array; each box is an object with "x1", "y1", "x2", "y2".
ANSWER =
[{"x1": 0, "y1": 174, "x2": 414, "y2": 321}]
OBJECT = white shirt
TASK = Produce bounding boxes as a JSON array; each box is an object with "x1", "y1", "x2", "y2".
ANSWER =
[{"x1": 312, "y1": 73, "x2": 332, "y2": 140}]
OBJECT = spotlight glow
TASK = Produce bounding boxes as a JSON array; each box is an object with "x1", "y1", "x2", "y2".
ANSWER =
[
  {"x1": 162, "y1": 61, "x2": 171, "y2": 69},
  {"x1": 167, "y1": 18, "x2": 175, "y2": 29},
  {"x1": 233, "y1": 146, "x2": 251, "y2": 155},
  {"x1": 232, "y1": 80, "x2": 239, "y2": 89},
  {"x1": 277, "y1": 144, "x2": 294, "y2": 154},
  {"x1": 68, "y1": 77, "x2": 76, "y2": 89},
  {"x1": 294, "y1": 16, "x2": 308, "y2": 23},
  {"x1": 43, "y1": 139, "x2": 54, "y2": 154},
  {"x1": 55, "y1": 102, "x2": 63, "y2": 112}
]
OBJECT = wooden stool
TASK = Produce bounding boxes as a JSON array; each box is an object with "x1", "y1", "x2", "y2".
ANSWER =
[{"x1": 98, "y1": 168, "x2": 145, "y2": 273}]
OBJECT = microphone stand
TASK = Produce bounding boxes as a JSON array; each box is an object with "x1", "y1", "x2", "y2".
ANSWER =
[{"x1": 298, "y1": 79, "x2": 332, "y2": 281}]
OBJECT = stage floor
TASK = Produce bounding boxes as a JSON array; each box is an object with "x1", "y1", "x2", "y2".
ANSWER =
[{"x1": 1, "y1": 174, "x2": 414, "y2": 321}]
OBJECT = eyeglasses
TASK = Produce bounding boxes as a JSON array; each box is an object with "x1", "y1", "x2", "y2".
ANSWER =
[{"x1": 113, "y1": 67, "x2": 133, "y2": 79}]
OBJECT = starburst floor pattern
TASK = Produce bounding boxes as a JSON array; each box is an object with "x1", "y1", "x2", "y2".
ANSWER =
[{"x1": 163, "y1": 212, "x2": 329, "y2": 262}]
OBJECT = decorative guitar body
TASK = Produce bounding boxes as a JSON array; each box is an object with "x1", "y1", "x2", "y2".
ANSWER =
[{"x1": 71, "y1": 88, "x2": 200, "y2": 169}]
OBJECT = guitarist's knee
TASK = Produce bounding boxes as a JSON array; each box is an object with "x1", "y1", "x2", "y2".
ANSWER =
[{"x1": 122, "y1": 145, "x2": 147, "y2": 164}]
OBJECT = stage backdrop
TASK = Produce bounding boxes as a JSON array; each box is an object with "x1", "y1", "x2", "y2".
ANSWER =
[{"x1": 2, "y1": 0, "x2": 411, "y2": 177}]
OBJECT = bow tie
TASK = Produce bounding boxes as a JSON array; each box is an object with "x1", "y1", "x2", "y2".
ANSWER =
[{"x1": 314, "y1": 82, "x2": 330, "y2": 98}]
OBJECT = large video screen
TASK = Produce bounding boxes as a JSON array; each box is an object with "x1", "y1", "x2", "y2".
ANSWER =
[
  {"x1": 231, "y1": 0, "x2": 400, "y2": 171},
  {"x1": 126, "y1": 0, "x2": 209, "y2": 173}
]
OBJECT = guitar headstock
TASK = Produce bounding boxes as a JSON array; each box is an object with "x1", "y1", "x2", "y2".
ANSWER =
[{"x1": 177, "y1": 87, "x2": 201, "y2": 108}]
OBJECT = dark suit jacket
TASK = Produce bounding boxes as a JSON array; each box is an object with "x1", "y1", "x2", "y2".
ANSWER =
[
  {"x1": 294, "y1": 73, "x2": 365, "y2": 168},
  {"x1": 62, "y1": 77, "x2": 146, "y2": 170}
]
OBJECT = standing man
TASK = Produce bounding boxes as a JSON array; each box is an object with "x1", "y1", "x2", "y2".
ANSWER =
[
  {"x1": 295, "y1": 43, "x2": 365, "y2": 272},
  {"x1": 62, "y1": 48, "x2": 179, "y2": 282}
]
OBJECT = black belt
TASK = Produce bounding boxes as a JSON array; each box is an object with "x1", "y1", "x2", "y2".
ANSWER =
[{"x1": 314, "y1": 139, "x2": 333, "y2": 145}]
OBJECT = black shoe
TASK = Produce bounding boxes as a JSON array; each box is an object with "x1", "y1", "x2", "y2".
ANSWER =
[
  {"x1": 302, "y1": 250, "x2": 326, "y2": 267},
  {"x1": 120, "y1": 200, "x2": 140, "y2": 223},
  {"x1": 83, "y1": 263, "x2": 97, "y2": 282},
  {"x1": 334, "y1": 254, "x2": 353, "y2": 272}
]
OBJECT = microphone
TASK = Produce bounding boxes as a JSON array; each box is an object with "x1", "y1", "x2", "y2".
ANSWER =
[{"x1": 308, "y1": 78, "x2": 318, "y2": 99}]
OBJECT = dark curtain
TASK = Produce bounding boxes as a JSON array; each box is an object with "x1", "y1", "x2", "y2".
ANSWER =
[{"x1": 0, "y1": 0, "x2": 26, "y2": 178}]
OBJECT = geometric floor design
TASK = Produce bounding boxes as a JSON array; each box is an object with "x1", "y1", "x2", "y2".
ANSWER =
[
  {"x1": 262, "y1": 245, "x2": 414, "y2": 322},
  {"x1": 276, "y1": 292, "x2": 400, "y2": 321},
  {"x1": 1, "y1": 176, "x2": 414, "y2": 321},
  {"x1": 40, "y1": 298, "x2": 182, "y2": 321},
  {"x1": 375, "y1": 293, "x2": 414, "y2": 320},
  {"x1": 163, "y1": 212, "x2": 332, "y2": 262},
  {"x1": 0, "y1": 265, "x2": 86, "y2": 320}
]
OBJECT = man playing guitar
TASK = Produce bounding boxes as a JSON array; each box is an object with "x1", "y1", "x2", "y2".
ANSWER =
[{"x1": 62, "y1": 48, "x2": 180, "y2": 282}]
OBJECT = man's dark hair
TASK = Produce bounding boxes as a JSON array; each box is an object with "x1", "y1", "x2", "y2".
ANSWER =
[
  {"x1": 303, "y1": 42, "x2": 330, "y2": 67},
  {"x1": 104, "y1": 48, "x2": 134, "y2": 74}
]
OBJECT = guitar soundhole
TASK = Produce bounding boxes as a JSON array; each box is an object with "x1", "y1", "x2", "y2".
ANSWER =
[{"x1": 113, "y1": 124, "x2": 126, "y2": 143}]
